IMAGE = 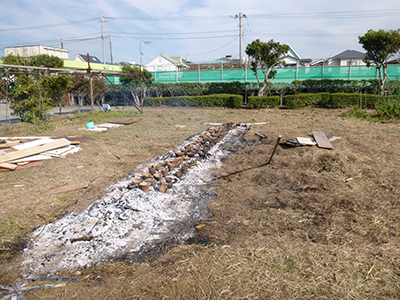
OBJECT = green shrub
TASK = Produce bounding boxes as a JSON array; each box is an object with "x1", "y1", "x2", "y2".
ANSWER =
[
  {"x1": 330, "y1": 93, "x2": 380, "y2": 108},
  {"x1": 143, "y1": 97, "x2": 166, "y2": 107},
  {"x1": 225, "y1": 95, "x2": 243, "y2": 108},
  {"x1": 376, "y1": 102, "x2": 400, "y2": 119},
  {"x1": 318, "y1": 93, "x2": 331, "y2": 107},
  {"x1": 284, "y1": 93, "x2": 321, "y2": 109},
  {"x1": 248, "y1": 96, "x2": 279, "y2": 108},
  {"x1": 143, "y1": 94, "x2": 242, "y2": 108}
]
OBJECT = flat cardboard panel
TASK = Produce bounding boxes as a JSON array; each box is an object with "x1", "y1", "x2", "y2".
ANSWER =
[
  {"x1": 313, "y1": 131, "x2": 333, "y2": 149},
  {"x1": 296, "y1": 137, "x2": 316, "y2": 146}
]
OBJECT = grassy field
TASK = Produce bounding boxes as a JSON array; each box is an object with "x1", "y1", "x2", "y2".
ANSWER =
[{"x1": 1, "y1": 106, "x2": 400, "y2": 299}]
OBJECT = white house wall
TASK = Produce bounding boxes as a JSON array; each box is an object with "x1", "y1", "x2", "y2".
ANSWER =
[
  {"x1": 145, "y1": 56, "x2": 177, "y2": 72},
  {"x1": 4, "y1": 45, "x2": 69, "y2": 60}
]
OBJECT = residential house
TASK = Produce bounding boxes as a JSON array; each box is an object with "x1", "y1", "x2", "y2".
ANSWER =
[
  {"x1": 193, "y1": 55, "x2": 241, "y2": 70},
  {"x1": 74, "y1": 54, "x2": 103, "y2": 64},
  {"x1": 314, "y1": 49, "x2": 366, "y2": 67},
  {"x1": 280, "y1": 44, "x2": 311, "y2": 67},
  {"x1": 145, "y1": 54, "x2": 188, "y2": 72}
]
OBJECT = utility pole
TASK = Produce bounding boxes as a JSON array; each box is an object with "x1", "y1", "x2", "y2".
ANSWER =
[
  {"x1": 109, "y1": 34, "x2": 113, "y2": 65},
  {"x1": 139, "y1": 41, "x2": 151, "y2": 111},
  {"x1": 234, "y1": 12, "x2": 246, "y2": 66},
  {"x1": 99, "y1": 16, "x2": 107, "y2": 67}
]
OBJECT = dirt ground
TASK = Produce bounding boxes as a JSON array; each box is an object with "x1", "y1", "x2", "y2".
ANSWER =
[{"x1": 1, "y1": 106, "x2": 400, "y2": 299}]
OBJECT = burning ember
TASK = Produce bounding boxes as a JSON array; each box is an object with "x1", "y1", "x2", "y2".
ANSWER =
[{"x1": 21, "y1": 123, "x2": 249, "y2": 276}]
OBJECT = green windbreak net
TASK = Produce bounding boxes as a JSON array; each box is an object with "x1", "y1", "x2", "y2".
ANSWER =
[{"x1": 151, "y1": 65, "x2": 400, "y2": 84}]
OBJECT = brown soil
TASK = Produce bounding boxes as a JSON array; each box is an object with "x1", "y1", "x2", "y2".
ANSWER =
[{"x1": 1, "y1": 106, "x2": 400, "y2": 299}]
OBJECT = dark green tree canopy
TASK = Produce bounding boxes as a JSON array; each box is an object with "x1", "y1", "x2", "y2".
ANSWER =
[
  {"x1": 358, "y1": 29, "x2": 400, "y2": 93},
  {"x1": 245, "y1": 39, "x2": 290, "y2": 96},
  {"x1": 28, "y1": 54, "x2": 64, "y2": 68},
  {"x1": 2, "y1": 54, "x2": 26, "y2": 66},
  {"x1": 359, "y1": 29, "x2": 400, "y2": 67},
  {"x1": 1, "y1": 54, "x2": 64, "y2": 68},
  {"x1": 120, "y1": 65, "x2": 153, "y2": 85}
]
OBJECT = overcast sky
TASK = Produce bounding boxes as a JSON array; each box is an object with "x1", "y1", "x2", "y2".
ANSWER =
[{"x1": 1, "y1": 0, "x2": 400, "y2": 65}]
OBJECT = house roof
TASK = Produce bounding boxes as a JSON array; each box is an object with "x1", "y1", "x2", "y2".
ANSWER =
[
  {"x1": 76, "y1": 54, "x2": 102, "y2": 64},
  {"x1": 329, "y1": 49, "x2": 365, "y2": 60},
  {"x1": 198, "y1": 56, "x2": 240, "y2": 65},
  {"x1": 145, "y1": 54, "x2": 188, "y2": 67},
  {"x1": 116, "y1": 61, "x2": 138, "y2": 66},
  {"x1": 286, "y1": 44, "x2": 301, "y2": 60}
]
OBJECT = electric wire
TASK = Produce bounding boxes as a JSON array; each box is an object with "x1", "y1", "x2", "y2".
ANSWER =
[{"x1": 0, "y1": 18, "x2": 98, "y2": 32}]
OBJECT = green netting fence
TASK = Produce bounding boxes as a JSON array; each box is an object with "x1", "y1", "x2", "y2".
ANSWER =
[{"x1": 150, "y1": 65, "x2": 400, "y2": 84}]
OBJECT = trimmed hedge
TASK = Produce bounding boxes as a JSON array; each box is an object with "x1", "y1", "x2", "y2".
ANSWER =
[
  {"x1": 143, "y1": 94, "x2": 243, "y2": 108},
  {"x1": 329, "y1": 93, "x2": 381, "y2": 109},
  {"x1": 248, "y1": 96, "x2": 279, "y2": 108},
  {"x1": 284, "y1": 93, "x2": 322, "y2": 109},
  {"x1": 143, "y1": 92, "x2": 384, "y2": 110}
]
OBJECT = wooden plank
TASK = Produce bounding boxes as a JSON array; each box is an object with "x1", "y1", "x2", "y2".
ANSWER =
[
  {"x1": 312, "y1": 131, "x2": 333, "y2": 149},
  {"x1": 108, "y1": 120, "x2": 137, "y2": 125},
  {"x1": 0, "y1": 163, "x2": 17, "y2": 170},
  {"x1": 0, "y1": 139, "x2": 71, "y2": 164},
  {"x1": 46, "y1": 181, "x2": 90, "y2": 195},
  {"x1": 97, "y1": 123, "x2": 124, "y2": 128},
  {"x1": 51, "y1": 136, "x2": 96, "y2": 143},
  {"x1": 0, "y1": 161, "x2": 43, "y2": 172},
  {"x1": 10, "y1": 154, "x2": 52, "y2": 163},
  {"x1": 12, "y1": 138, "x2": 54, "y2": 150},
  {"x1": 296, "y1": 137, "x2": 316, "y2": 146},
  {"x1": 0, "y1": 141, "x2": 21, "y2": 148}
]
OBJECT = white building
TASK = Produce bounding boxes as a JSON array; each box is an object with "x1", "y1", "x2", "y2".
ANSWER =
[
  {"x1": 4, "y1": 45, "x2": 69, "y2": 60},
  {"x1": 145, "y1": 54, "x2": 188, "y2": 72}
]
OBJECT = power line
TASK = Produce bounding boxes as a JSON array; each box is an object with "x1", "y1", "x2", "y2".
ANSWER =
[
  {"x1": 112, "y1": 34, "x2": 238, "y2": 40},
  {"x1": 0, "y1": 18, "x2": 97, "y2": 32},
  {"x1": 1, "y1": 8, "x2": 399, "y2": 33},
  {"x1": 186, "y1": 36, "x2": 238, "y2": 58},
  {"x1": 107, "y1": 30, "x2": 238, "y2": 35},
  {"x1": 249, "y1": 9, "x2": 400, "y2": 19}
]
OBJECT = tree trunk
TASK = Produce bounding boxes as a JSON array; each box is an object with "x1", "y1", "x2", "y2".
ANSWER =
[
  {"x1": 258, "y1": 82, "x2": 267, "y2": 96},
  {"x1": 77, "y1": 95, "x2": 83, "y2": 114}
]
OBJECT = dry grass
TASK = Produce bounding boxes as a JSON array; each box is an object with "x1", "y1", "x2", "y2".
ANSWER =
[{"x1": 1, "y1": 106, "x2": 400, "y2": 299}]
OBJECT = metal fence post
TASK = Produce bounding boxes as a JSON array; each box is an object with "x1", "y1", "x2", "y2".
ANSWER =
[{"x1": 198, "y1": 64, "x2": 200, "y2": 83}]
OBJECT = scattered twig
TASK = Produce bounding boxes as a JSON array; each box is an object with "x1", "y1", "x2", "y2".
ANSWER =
[
  {"x1": 10, "y1": 282, "x2": 26, "y2": 300},
  {"x1": 23, "y1": 277, "x2": 78, "y2": 283},
  {"x1": 255, "y1": 133, "x2": 268, "y2": 139},
  {"x1": 0, "y1": 284, "x2": 66, "y2": 298}
]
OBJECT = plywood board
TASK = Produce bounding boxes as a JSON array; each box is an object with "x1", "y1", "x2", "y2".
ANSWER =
[
  {"x1": 0, "y1": 141, "x2": 21, "y2": 148},
  {"x1": 46, "y1": 181, "x2": 90, "y2": 195},
  {"x1": 0, "y1": 163, "x2": 17, "y2": 170},
  {"x1": 12, "y1": 138, "x2": 54, "y2": 150},
  {"x1": 296, "y1": 137, "x2": 316, "y2": 146},
  {"x1": 97, "y1": 123, "x2": 124, "y2": 128},
  {"x1": 10, "y1": 154, "x2": 52, "y2": 163},
  {"x1": 51, "y1": 136, "x2": 96, "y2": 143},
  {"x1": 312, "y1": 131, "x2": 333, "y2": 149},
  {"x1": 0, "y1": 160, "x2": 43, "y2": 172},
  {"x1": 0, "y1": 139, "x2": 71, "y2": 164},
  {"x1": 42, "y1": 145, "x2": 77, "y2": 156},
  {"x1": 86, "y1": 127, "x2": 107, "y2": 132}
]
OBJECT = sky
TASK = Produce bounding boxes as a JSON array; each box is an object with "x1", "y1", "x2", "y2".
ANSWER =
[{"x1": 1, "y1": 0, "x2": 400, "y2": 65}]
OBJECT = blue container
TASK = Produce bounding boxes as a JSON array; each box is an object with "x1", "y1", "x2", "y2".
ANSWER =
[{"x1": 85, "y1": 121, "x2": 94, "y2": 129}]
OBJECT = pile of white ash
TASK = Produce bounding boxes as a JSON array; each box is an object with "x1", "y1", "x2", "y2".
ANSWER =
[{"x1": 21, "y1": 123, "x2": 249, "y2": 276}]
